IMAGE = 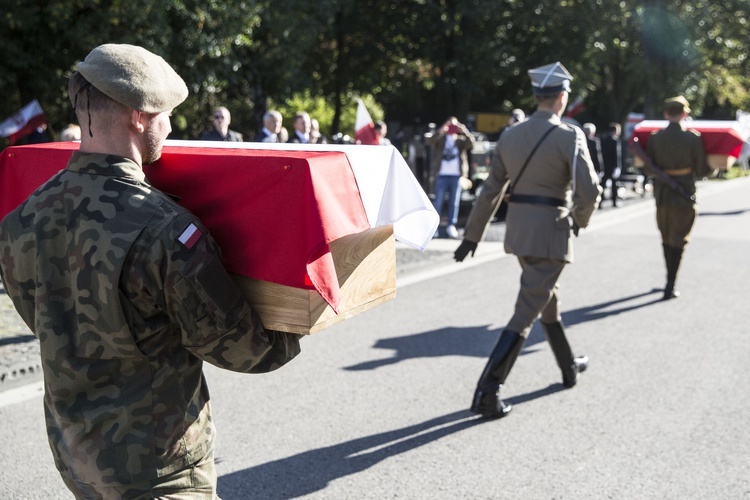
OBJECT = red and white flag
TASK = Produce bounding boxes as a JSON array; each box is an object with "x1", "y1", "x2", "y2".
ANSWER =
[
  {"x1": 178, "y1": 223, "x2": 203, "y2": 249},
  {"x1": 565, "y1": 94, "x2": 585, "y2": 118},
  {"x1": 354, "y1": 99, "x2": 379, "y2": 145},
  {"x1": 0, "y1": 100, "x2": 47, "y2": 145}
]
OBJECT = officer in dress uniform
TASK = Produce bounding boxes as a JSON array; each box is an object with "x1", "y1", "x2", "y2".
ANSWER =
[
  {"x1": 646, "y1": 96, "x2": 710, "y2": 300},
  {"x1": 0, "y1": 44, "x2": 301, "y2": 497},
  {"x1": 454, "y1": 62, "x2": 602, "y2": 419}
]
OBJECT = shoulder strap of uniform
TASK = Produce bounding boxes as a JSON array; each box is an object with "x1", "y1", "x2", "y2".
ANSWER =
[{"x1": 508, "y1": 124, "x2": 558, "y2": 193}]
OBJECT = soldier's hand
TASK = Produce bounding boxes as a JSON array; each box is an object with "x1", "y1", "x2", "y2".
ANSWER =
[
  {"x1": 572, "y1": 221, "x2": 580, "y2": 237},
  {"x1": 454, "y1": 240, "x2": 478, "y2": 262}
]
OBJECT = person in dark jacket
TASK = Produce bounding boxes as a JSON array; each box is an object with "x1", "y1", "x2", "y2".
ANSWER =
[
  {"x1": 200, "y1": 106, "x2": 243, "y2": 141},
  {"x1": 600, "y1": 122, "x2": 623, "y2": 207}
]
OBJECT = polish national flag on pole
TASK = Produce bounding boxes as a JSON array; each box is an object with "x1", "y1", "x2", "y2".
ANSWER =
[
  {"x1": 354, "y1": 99, "x2": 379, "y2": 145},
  {"x1": 565, "y1": 94, "x2": 585, "y2": 119},
  {"x1": 0, "y1": 100, "x2": 47, "y2": 145}
]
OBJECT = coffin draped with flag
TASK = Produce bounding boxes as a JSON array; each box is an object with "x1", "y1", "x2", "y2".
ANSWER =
[
  {"x1": 631, "y1": 120, "x2": 749, "y2": 171},
  {"x1": 0, "y1": 141, "x2": 439, "y2": 334}
]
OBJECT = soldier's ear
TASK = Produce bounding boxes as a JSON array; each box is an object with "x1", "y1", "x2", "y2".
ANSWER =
[{"x1": 131, "y1": 110, "x2": 146, "y2": 133}]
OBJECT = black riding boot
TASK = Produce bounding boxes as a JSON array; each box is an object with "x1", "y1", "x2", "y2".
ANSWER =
[
  {"x1": 541, "y1": 321, "x2": 589, "y2": 388},
  {"x1": 470, "y1": 330, "x2": 525, "y2": 418},
  {"x1": 663, "y1": 245, "x2": 684, "y2": 300}
]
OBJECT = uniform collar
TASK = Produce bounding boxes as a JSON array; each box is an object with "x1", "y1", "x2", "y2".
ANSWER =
[
  {"x1": 531, "y1": 109, "x2": 562, "y2": 123},
  {"x1": 67, "y1": 152, "x2": 147, "y2": 183},
  {"x1": 666, "y1": 121, "x2": 686, "y2": 131}
]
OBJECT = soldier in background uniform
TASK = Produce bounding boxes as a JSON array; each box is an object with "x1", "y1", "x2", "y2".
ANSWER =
[
  {"x1": 454, "y1": 62, "x2": 601, "y2": 419},
  {"x1": 0, "y1": 44, "x2": 301, "y2": 497},
  {"x1": 646, "y1": 96, "x2": 709, "y2": 300}
]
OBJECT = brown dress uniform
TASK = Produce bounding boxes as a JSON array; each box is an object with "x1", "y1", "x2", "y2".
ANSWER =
[
  {"x1": 646, "y1": 106, "x2": 709, "y2": 299},
  {"x1": 456, "y1": 61, "x2": 601, "y2": 418}
]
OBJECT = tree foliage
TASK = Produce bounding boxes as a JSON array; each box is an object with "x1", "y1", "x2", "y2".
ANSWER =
[{"x1": 1, "y1": 0, "x2": 748, "y2": 147}]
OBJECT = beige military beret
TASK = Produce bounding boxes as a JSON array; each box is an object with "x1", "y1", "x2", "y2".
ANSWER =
[
  {"x1": 664, "y1": 95, "x2": 690, "y2": 115},
  {"x1": 77, "y1": 43, "x2": 188, "y2": 113}
]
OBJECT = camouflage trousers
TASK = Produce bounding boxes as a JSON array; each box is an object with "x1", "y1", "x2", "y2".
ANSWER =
[{"x1": 61, "y1": 451, "x2": 218, "y2": 499}]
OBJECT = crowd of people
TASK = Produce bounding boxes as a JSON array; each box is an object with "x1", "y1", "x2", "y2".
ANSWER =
[{"x1": 200, "y1": 106, "x2": 331, "y2": 144}]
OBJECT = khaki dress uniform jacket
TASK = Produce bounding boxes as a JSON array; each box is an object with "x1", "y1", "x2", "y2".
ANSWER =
[
  {"x1": 0, "y1": 152, "x2": 300, "y2": 491},
  {"x1": 464, "y1": 110, "x2": 601, "y2": 263},
  {"x1": 463, "y1": 110, "x2": 601, "y2": 336}
]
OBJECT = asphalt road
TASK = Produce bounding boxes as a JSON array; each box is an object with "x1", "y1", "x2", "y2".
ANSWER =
[{"x1": 1, "y1": 177, "x2": 749, "y2": 499}]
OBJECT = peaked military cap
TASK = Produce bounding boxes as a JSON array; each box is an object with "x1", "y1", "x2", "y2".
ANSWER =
[
  {"x1": 528, "y1": 61, "x2": 573, "y2": 95},
  {"x1": 664, "y1": 95, "x2": 691, "y2": 115},
  {"x1": 77, "y1": 44, "x2": 188, "y2": 113}
]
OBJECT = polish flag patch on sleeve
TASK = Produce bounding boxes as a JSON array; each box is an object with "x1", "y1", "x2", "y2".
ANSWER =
[{"x1": 178, "y1": 223, "x2": 203, "y2": 249}]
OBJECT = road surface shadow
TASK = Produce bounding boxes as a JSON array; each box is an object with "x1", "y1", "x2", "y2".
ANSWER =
[
  {"x1": 345, "y1": 288, "x2": 664, "y2": 370},
  {"x1": 698, "y1": 208, "x2": 750, "y2": 216},
  {"x1": 217, "y1": 402, "x2": 554, "y2": 499},
  {"x1": 217, "y1": 381, "x2": 564, "y2": 499},
  {"x1": 343, "y1": 324, "x2": 501, "y2": 370},
  {"x1": 0, "y1": 334, "x2": 35, "y2": 346}
]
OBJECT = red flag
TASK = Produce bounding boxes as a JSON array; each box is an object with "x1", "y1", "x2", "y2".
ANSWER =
[
  {"x1": 0, "y1": 100, "x2": 47, "y2": 145},
  {"x1": 355, "y1": 99, "x2": 380, "y2": 145},
  {"x1": 565, "y1": 94, "x2": 585, "y2": 118}
]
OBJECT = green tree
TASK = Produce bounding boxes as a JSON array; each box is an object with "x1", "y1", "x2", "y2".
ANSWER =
[
  {"x1": 2, "y1": 0, "x2": 749, "y2": 149},
  {"x1": 0, "y1": 0, "x2": 261, "y2": 143}
]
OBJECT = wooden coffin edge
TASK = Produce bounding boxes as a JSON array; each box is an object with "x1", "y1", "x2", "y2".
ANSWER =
[{"x1": 231, "y1": 224, "x2": 397, "y2": 334}]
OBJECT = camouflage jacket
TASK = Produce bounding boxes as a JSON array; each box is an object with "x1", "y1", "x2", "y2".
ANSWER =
[{"x1": 0, "y1": 152, "x2": 301, "y2": 486}]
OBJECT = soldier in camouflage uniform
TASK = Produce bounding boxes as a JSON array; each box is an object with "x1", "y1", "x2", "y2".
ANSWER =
[
  {"x1": 454, "y1": 62, "x2": 601, "y2": 419},
  {"x1": 646, "y1": 96, "x2": 710, "y2": 300},
  {"x1": 0, "y1": 44, "x2": 301, "y2": 498}
]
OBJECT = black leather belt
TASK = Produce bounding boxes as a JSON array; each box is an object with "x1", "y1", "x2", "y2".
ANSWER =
[{"x1": 508, "y1": 194, "x2": 566, "y2": 207}]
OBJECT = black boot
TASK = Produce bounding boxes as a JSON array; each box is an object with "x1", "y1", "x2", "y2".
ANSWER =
[
  {"x1": 541, "y1": 321, "x2": 588, "y2": 388},
  {"x1": 663, "y1": 245, "x2": 684, "y2": 300},
  {"x1": 470, "y1": 330, "x2": 525, "y2": 418}
]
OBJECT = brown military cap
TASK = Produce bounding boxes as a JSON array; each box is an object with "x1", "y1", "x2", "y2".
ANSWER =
[
  {"x1": 664, "y1": 95, "x2": 691, "y2": 115},
  {"x1": 77, "y1": 44, "x2": 188, "y2": 113}
]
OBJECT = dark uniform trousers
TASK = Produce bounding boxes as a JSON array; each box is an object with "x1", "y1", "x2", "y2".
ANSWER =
[{"x1": 507, "y1": 256, "x2": 566, "y2": 337}]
